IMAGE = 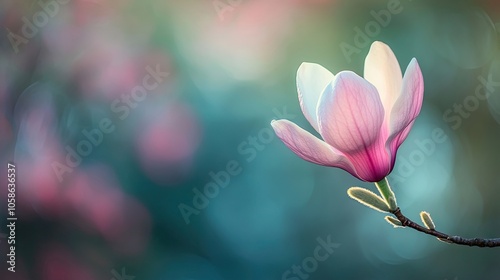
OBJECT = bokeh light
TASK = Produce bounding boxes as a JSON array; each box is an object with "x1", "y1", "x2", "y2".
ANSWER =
[{"x1": 1, "y1": 0, "x2": 500, "y2": 279}]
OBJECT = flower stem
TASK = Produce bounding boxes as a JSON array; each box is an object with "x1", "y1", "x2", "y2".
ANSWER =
[
  {"x1": 390, "y1": 207, "x2": 500, "y2": 247},
  {"x1": 374, "y1": 178, "x2": 397, "y2": 210},
  {"x1": 379, "y1": 178, "x2": 500, "y2": 247}
]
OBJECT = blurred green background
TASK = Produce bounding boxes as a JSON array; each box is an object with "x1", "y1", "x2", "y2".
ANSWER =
[{"x1": 1, "y1": 0, "x2": 500, "y2": 279}]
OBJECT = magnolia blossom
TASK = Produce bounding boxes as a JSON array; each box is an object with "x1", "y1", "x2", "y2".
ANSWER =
[{"x1": 271, "y1": 41, "x2": 424, "y2": 182}]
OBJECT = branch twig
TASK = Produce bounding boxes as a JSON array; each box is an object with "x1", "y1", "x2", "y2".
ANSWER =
[{"x1": 391, "y1": 208, "x2": 500, "y2": 247}]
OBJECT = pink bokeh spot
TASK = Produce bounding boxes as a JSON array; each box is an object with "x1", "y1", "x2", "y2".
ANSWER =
[
  {"x1": 136, "y1": 102, "x2": 201, "y2": 185},
  {"x1": 64, "y1": 166, "x2": 151, "y2": 256},
  {"x1": 14, "y1": 103, "x2": 67, "y2": 218},
  {"x1": 72, "y1": 42, "x2": 140, "y2": 100},
  {"x1": 38, "y1": 244, "x2": 97, "y2": 280}
]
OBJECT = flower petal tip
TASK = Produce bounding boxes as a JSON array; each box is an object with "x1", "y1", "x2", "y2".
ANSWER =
[
  {"x1": 409, "y1": 57, "x2": 420, "y2": 68},
  {"x1": 298, "y1": 62, "x2": 318, "y2": 68},
  {"x1": 370, "y1": 41, "x2": 389, "y2": 49}
]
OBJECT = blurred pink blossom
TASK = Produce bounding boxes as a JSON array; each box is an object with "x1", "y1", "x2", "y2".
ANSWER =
[
  {"x1": 14, "y1": 101, "x2": 67, "y2": 217},
  {"x1": 64, "y1": 166, "x2": 151, "y2": 256},
  {"x1": 136, "y1": 102, "x2": 201, "y2": 185},
  {"x1": 38, "y1": 244, "x2": 96, "y2": 280}
]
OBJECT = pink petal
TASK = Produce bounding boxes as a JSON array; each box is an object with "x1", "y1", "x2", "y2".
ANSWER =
[
  {"x1": 318, "y1": 71, "x2": 385, "y2": 152},
  {"x1": 386, "y1": 58, "x2": 424, "y2": 152},
  {"x1": 364, "y1": 41, "x2": 402, "y2": 121},
  {"x1": 297, "y1": 63, "x2": 335, "y2": 132},
  {"x1": 317, "y1": 71, "x2": 390, "y2": 182},
  {"x1": 347, "y1": 136, "x2": 391, "y2": 182},
  {"x1": 271, "y1": 119, "x2": 357, "y2": 175}
]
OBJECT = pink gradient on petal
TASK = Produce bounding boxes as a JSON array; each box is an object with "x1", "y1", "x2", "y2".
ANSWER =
[
  {"x1": 316, "y1": 71, "x2": 390, "y2": 182},
  {"x1": 343, "y1": 136, "x2": 391, "y2": 182},
  {"x1": 387, "y1": 59, "x2": 424, "y2": 151},
  {"x1": 271, "y1": 119, "x2": 356, "y2": 176},
  {"x1": 318, "y1": 71, "x2": 384, "y2": 153}
]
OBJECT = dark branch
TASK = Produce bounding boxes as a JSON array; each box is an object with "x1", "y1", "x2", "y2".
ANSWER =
[{"x1": 390, "y1": 208, "x2": 500, "y2": 247}]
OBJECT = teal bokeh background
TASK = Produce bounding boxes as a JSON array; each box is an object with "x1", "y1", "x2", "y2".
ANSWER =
[{"x1": 1, "y1": 0, "x2": 500, "y2": 279}]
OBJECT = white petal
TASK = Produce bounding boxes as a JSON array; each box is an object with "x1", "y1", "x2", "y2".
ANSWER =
[
  {"x1": 364, "y1": 41, "x2": 402, "y2": 121},
  {"x1": 297, "y1": 62, "x2": 335, "y2": 132}
]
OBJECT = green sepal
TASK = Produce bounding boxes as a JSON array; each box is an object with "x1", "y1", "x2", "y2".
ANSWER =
[
  {"x1": 347, "y1": 187, "x2": 391, "y2": 213},
  {"x1": 384, "y1": 216, "x2": 403, "y2": 228},
  {"x1": 387, "y1": 197, "x2": 397, "y2": 211},
  {"x1": 420, "y1": 211, "x2": 436, "y2": 230}
]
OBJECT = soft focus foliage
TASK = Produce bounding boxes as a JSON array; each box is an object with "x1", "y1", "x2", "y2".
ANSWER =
[{"x1": 1, "y1": 0, "x2": 500, "y2": 279}]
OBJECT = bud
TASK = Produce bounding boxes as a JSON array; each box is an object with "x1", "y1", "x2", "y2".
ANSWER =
[
  {"x1": 347, "y1": 187, "x2": 390, "y2": 213},
  {"x1": 420, "y1": 211, "x2": 436, "y2": 230},
  {"x1": 384, "y1": 216, "x2": 403, "y2": 228}
]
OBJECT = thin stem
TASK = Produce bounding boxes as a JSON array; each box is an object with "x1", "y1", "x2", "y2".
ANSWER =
[
  {"x1": 375, "y1": 178, "x2": 397, "y2": 210},
  {"x1": 390, "y1": 208, "x2": 500, "y2": 247}
]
